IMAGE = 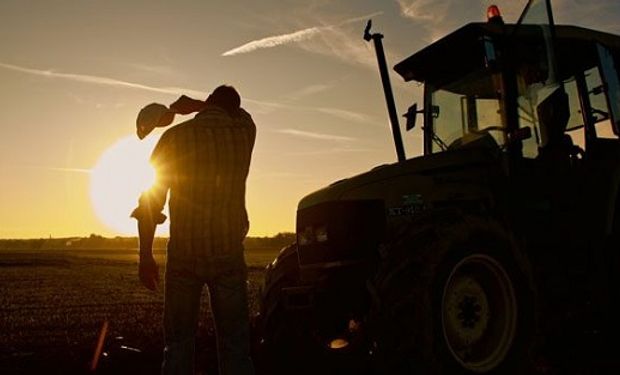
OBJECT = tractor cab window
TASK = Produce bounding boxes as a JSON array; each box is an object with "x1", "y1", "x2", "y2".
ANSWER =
[
  {"x1": 430, "y1": 69, "x2": 505, "y2": 153},
  {"x1": 517, "y1": 45, "x2": 620, "y2": 158},
  {"x1": 596, "y1": 44, "x2": 620, "y2": 136},
  {"x1": 517, "y1": 70, "x2": 583, "y2": 158},
  {"x1": 579, "y1": 66, "x2": 616, "y2": 142}
]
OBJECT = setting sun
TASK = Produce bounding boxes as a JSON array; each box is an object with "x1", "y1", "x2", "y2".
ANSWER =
[{"x1": 89, "y1": 135, "x2": 169, "y2": 235}]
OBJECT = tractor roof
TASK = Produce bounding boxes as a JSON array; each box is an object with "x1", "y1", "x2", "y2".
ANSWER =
[{"x1": 395, "y1": 23, "x2": 620, "y2": 85}]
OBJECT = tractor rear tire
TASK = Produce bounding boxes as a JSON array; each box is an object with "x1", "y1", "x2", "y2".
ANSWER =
[{"x1": 370, "y1": 213, "x2": 536, "y2": 374}]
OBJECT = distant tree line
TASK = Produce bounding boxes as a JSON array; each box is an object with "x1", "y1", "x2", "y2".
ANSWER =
[
  {"x1": 0, "y1": 232, "x2": 295, "y2": 251},
  {"x1": 244, "y1": 232, "x2": 296, "y2": 251}
]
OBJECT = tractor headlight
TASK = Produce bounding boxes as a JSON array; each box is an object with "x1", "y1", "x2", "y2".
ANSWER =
[
  {"x1": 298, "y1": 226, "x2": 314, "y2": 246},
  {"x1": 298, "y1": 225, "x2": 328, "y2": 245},
  {"x1": 315, "y1": 225, "x2": 328, "y2": 243}
]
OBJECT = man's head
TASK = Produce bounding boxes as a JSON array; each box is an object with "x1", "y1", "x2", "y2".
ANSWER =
[{"x1": 206, "y1": 85, "x2": 241, "y2": 115}]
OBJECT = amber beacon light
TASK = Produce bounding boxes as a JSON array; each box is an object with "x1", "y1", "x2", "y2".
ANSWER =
[{"x1": 487, "y1": 5, "x2": 504, "y2": 23}]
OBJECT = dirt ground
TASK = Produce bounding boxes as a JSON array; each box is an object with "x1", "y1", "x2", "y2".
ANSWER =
[{"x1": 0, "y1": 248, "x2": 278, "y2": 375}]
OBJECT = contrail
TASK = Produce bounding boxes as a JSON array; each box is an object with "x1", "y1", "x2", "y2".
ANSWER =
[
  {"x1": 222, "y1": 11, "x2": 383, "y2": 57},
  {"x1": 0, "y1": 61, "x2": 207, "y2": 98},
  {"x1": 46, "y1": 167, "x2": 92, "y2": 174},
  {"x1": 315, "y1": 107, "x2": 375, "y2": 124},
  {"x1": 40, "y1": 166, "x2": 92, "y2": 174},
  {"x1": 0, "y1": 61, "x2": 279, "y2": 112},
  {"x1": 0, "y1": 61, "x2": 376, "y2": 123},
  {"x1": 222, "y1": 27, "x2": 323, "y2": 56},
  {"x1": 276, "y1": 129, "x2": 356, "y2": 142},
  {"x1": 1, "y1": 165, "x2": 93, "y2": 174},
  {"x1": 397, "y1": 0, "x2": 436, "y2": 22},
  {"x1": 336, "y1": 12, "x2": 384, "y2": 26}
]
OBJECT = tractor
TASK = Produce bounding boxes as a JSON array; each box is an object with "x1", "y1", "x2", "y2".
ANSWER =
[{"x1": 257, "y1": 1, "x2": 620, "y2": 373}]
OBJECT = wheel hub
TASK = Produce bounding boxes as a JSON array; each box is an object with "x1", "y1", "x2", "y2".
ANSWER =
[
  {"x1": 458, "y1": 295, "x2": 481, "y2": 329},
  {"x1": 441, "y1": 254, "x2": 517, "y2": 373},
  {"x1": 444, "y1": 275, "x2": 489, "y2": 346}
]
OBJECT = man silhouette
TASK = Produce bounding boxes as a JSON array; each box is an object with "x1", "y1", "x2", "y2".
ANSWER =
[{"x1": 131, "y1": 85, "x2": 255, "y2": 375}]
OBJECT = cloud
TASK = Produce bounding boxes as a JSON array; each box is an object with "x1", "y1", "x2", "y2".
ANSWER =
[
  {"x1": 1, "y1": 164, "x2": 92, "y2": 174},
  {"x1": 315, "y1": 107, "x2": 375, "y2": 124},
  {"x1": 0, "y1": 61, "x2": 290, "y2": 114},
  {"x1": 122, "y1": 62, "x2": 179, "y2": 77},
  {"x1": 223, "y1": 27, "x2": 323, "y2": 56},
  {"x1": 397, "y1": 0, "x2": 444, "y2": 22},
  {"x1": 0, "y1": 61, "x2": 207, "y2": 98},
  {"x1": 288, "y1": 147, "x2": 378, "y2": 156},
  {"x1": 45, "y1": 167, "x2": 92, "y2": 174},
  {"x1": 292, "y1": 15, "x2": 410, "y2": 73},
  {"x1": 243, "y1": 97, "x2": 288, "y2": 114},
  {"x1": 248, "y1": 171, "x2": 311, "y2": 181},
  {"x1": 276, "y1": 129, "x2": 356, "y2": 142},
  {"x1": 286, "y1": 83, "x2": 335, "y2": 101},
  {"x1": 253, "y1": 99, "x2": 376, "y2": 125},
  {"x1": 396, "y1": 0, "x2": 620, "y2": 42},
  {"x1": 221, "y1": 11, "x2": 382, "y2": 57},
  {"x1": 553, "y1": 0, "x2": 620, "y2": 34},
  {"x1": 395, "y1": 1, "x2": 532, "y2": 43},
  {"x1": 246, "y1": 76, "x2": 377, "y2": 125},
  {"x1": 396, "y1": 0, "x2": 462, "y2": 42},
  {"x1": 297, "y1": 26, "x2": 376, "y2": 67},
  {"x1": 0, "y1": 61, "x2": 377, "y2": 125}
]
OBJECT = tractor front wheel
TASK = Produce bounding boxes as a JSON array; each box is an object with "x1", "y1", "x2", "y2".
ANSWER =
[{"x1": 370, "y1": 214, "x2": 536, "y2": 374}]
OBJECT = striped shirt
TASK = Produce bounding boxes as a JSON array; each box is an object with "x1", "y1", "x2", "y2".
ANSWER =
[{"x1": 133, "y1": 105, "x2": 256, "y2": 260}]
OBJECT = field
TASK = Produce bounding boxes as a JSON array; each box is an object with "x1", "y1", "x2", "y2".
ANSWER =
[{"x1": 0, "y1": 247, "x2": 279, "y2": 375}]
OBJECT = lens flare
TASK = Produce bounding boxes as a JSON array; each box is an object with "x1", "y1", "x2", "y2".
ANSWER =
[{"x1": 90, "y1": 135, "x2": 169, "y2": 235}]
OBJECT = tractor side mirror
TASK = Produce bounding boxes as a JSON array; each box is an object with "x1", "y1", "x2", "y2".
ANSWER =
[
  {"x1": 403, "y1": 103, "x2": 425, "y2": 131},
  {"x1": 403, "y1": 103, "x2": 418, "y2": 131},
  {"x1": 403, "y1": 104, "x2": 439, "y2": 131}
]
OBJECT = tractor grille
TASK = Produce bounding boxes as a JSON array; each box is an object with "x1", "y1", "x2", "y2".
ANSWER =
[{"x1": 296, "y1": 200, "x2": 386, "y2": 267}]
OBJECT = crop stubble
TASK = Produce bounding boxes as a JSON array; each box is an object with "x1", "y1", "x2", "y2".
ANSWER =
[{"x1": 0, "y1": 248, "x2": 275, "y2": 373}]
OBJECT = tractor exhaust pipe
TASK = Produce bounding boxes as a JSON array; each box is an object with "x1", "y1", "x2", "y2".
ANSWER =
[{"x1": 364, "y1": 20, "x2": 406, "y2": 163}]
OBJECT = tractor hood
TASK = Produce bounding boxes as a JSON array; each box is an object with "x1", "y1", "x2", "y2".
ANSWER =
[
  {"x1": 298, "y1": 146, "x2": 501, "y2": 211},
  {"x1": 295, "y1": 146, "x2": 502, "y2": 270}
]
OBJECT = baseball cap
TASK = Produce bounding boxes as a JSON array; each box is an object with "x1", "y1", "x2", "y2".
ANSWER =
[{"x1": 136, "y1": 103, "x2": 175, "y2": 139}]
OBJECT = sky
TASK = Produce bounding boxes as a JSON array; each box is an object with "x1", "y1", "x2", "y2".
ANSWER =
[{"x1": 1, "y1": 0, "x2": 619, "y2": 238}]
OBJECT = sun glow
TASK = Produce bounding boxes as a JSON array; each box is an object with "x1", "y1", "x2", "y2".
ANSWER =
[{"x1": 90, "y1": 135, "x2": 169, "y2": 235}]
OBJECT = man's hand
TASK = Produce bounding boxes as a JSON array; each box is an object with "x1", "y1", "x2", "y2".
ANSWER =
[
  {"x1": 136, "y1": 216, "x2": 159, "y2": 291},
  {"x1": 169, "y1": 95, "x2": 207, "y2": 115},
  {"x1": 139, "y1": 256, "x2": 160, "y2": 291}
]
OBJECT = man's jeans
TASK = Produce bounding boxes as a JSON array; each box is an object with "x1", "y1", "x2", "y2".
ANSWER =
[{"x1": 161, "y1": 253, "x2": 254, "y2": 375}]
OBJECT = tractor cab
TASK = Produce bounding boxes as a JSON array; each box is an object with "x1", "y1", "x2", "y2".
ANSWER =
[
  {"x1": 259, "y1": 3, "x2": 620, "y2": 374},
  {"x1": 395, "y1": 7, "x2": 620, "y2": 164}
]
